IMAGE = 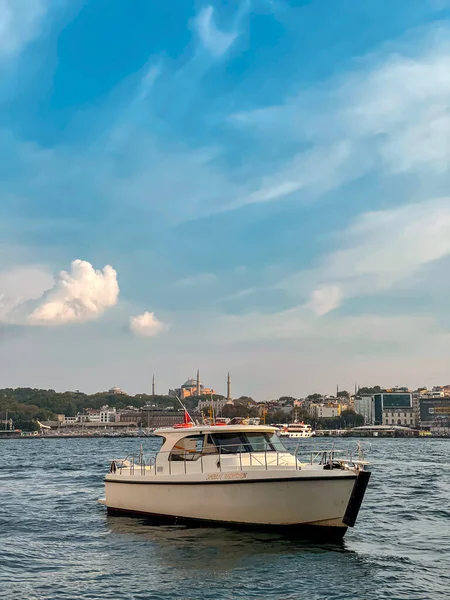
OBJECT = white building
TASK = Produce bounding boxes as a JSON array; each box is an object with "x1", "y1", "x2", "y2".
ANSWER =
[
  {"x1": 382, "y1": 407, "x2": 415, "y2": 427},
  {"x1": 309, "y1": 404, "x2": 340, "y2": 418},
  {"x1": 86, "y1": 410, "x2": 100, "y2": 423},
  {"x1": 354, "y1": 396, "x2": 374, "y2": 425},
  {"x1": 197, "y1": 398, "x2": 229, "y2": 412},
  {"x1": 83, "y1": 406, "x2": 117, "y2": 423},
  {"x1": 100, "y1": 406, "x2": 116, "y2": 423}
]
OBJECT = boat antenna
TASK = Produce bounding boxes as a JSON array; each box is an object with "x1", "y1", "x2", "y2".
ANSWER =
[{"x1": 211, "y1": 392, "x2": 215, "y2": 425}]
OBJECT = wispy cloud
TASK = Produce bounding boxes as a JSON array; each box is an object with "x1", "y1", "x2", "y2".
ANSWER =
[
  {"x1": 0, "y1": 0, "x2": 49, "y2": 61},
  {"x1": 0, "y1": 264, "x2": 53, "y2": 323},
  {"x1": 193, "y1": 5, "x2": 238, "y2": 57},
  {"x1": 225, "y1": 141, "x2": 362, "y2": 211},
  {"x1": 176, "y1": 272, "x2": 217, "y2": 287},
  {"x1": 276, "y1": 196, "x2": 450, "y2": 315},
  {"x1": 227, "y1": 30, "x2": 450, "y2": 210},
  {"x1": 208, "y1": 303, "x2": 442, "y2": 348}
]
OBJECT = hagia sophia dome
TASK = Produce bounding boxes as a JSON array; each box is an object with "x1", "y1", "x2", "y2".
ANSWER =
[{"x1": 181, "y1": 378, "x2": 198, "y2": 389}]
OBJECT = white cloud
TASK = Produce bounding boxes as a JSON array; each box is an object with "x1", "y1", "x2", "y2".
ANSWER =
[
  {"x1": 210, "y1": 303, "x2": 439, "y2": 346},
  {"x1": 194, "y1": 5, "x2": 238, "y2": 56},
  {"x1": 134, "y1": 63, "x2": 161, "y2": 103},
  {"x1": 232, "y1": 141, "x2": 361, "y2": 210},
  {"x1": 0, "y1": 0, "x2": 48, "y2": 60},
  {"x1": 0, "y1": 265, "x2": 54, "y2": 322},
  {"x1": 228, "y1": 33, "x2": 450, "y2": 209},
  {"x1": 130, "y1": 311, "x2": 166, "y2": 337},
  {"x1": 278, "y1": 196, "x2": 450, "y2": 315},
  {"x1": 322, "y1": 197, "x2": 450, "y2": 291},
  {"x1": 28, "y1": 260, "x2": 119, "y2": 326},
  {"x1": 308, "y1": 285, "x2": 342, "y2": 316}
]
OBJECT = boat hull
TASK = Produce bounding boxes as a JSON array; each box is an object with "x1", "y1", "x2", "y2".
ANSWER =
[
  {"x1": 106, "y1": 506, "x2": 349, "y2": 541},
  {"x1": 104, "y1": 474, "x2": 359, "y2": 536}
]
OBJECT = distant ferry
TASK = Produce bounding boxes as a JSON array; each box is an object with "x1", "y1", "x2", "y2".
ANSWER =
[{"x1": 278, "y1": 422, "x2": 314, "y2": 439}]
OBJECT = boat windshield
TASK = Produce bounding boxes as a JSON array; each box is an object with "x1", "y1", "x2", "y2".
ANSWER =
[{"x1": 208, "y1": 432, "x2": 287, "y2": 454}]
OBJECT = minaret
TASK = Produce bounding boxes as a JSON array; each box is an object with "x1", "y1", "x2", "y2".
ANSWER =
[
  {"x1": 227, "y1": 372, "x2": 231, "y2": 401},
  {"x1": 197, "y1": 369, "x2": 201, "y2": 397},
  {"x1": 152, "y1": 375, "x2": 155, "y2": 397}
]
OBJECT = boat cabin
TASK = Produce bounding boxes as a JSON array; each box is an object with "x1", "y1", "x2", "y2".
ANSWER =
[{"x1": 151, "y1": 424, "x2": 297, "y2": 474}]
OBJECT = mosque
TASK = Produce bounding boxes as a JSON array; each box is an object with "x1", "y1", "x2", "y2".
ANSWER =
[{"x1": 168, "y1": 370, "x2": 232, "y2": 401}]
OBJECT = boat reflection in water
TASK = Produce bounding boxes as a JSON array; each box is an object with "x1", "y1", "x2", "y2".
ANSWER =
[
  {"x1": 104, "y1": 515, "x2": 355, "y2": 571},
  {"x1": 100, "y1": 422, "x2": 371, "y2": 541}
]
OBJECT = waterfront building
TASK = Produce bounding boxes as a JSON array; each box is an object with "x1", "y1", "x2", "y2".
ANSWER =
[
  {"x1": 116, "y1": 407, "x2": 140, "y2": 424},
  {"x1": 354, "y1": 396, "x2": 375, "y2": 425},
  {"x1": 382, "y1": 408, "x2": 415, "y2": 427},
  {"x1": 309, "y1": 403, "x2": 341, "y2": 419},
  {"x1": 141, "y1": 409, "x2": 187, "y2": 429},
  {"x1": 83, "y1": 406, "x2": 116, "y2": 423},
  {"x1": 197, "y1": 398, "x2": 230, "y2": 412},
  {"x1": 84, "y1": 409, "x2": 101, "y2": 422},
  {"x1": 373, "y1": 391, "x2": 412, "y2": 425},
  {"x1": 118, "y1": 406, "x2": 199, "y2": 429},
  {"x1": 354, "y1": 391, "x2": 415, "y2": 427},
  {"x1": 419, "y1": 397, "x2": 450, "y2": 429},
  {"x1": 100, "y1": 406, "x2": 116, "y2": 423}
]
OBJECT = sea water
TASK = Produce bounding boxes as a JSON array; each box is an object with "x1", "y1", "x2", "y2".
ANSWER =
[{"x1": 0, "y1": 437, "x2": 449, "y2": 599}]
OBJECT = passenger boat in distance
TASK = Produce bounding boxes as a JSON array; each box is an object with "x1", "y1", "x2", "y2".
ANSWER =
[
  {"x1": 100, "y1": 422, "x2": 370, "y2": 540},
  {"x1": 278, "y1": 422, "x2": 314, "y2": 438}
]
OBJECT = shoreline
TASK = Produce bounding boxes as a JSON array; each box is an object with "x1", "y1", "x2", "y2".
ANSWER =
[{"x1": 1, "y1": 433, "x2": 449, "y2": 440}]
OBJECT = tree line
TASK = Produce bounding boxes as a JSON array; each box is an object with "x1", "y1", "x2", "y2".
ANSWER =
[{"x1": 0, "y1": 387, "x2": 365, "y2": 431}]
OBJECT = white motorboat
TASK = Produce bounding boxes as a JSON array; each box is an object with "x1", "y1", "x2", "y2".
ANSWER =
[
  {"x1": 100, "y1": 423, "x2": 370, "y2": 539},
  {"x1": 278, "y1": 422, "x2": 314, "y2": 438}
]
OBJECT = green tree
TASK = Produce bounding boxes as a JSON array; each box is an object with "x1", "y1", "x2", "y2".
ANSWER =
[
  {"x1": 278, "y1": 396, "x2": 296, "y2": 405},
  {"x1": 358, "y1": 386, "x2": 382, "y2": 395}
]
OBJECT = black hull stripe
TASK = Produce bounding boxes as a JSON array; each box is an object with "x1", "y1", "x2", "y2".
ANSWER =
[{"x1": 105, "y1": 475, "x2": 357, "y2": 485}]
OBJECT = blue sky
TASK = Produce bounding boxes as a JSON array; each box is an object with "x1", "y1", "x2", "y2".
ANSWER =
[{"x1": 2, "y1": 0, "x2": 450, "y2": 399}]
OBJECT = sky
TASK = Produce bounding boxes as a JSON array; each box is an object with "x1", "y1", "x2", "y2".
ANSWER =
[{"x1": 1, "y1": 0, "x2": 450, "y2": 400}]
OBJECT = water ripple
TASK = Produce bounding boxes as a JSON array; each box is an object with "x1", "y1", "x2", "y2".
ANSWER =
[{"x1": 0, "y1": 437, "x2": 449, "y2": 599}]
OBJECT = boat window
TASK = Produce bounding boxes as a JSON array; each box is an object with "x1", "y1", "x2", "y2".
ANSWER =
[
  {"x1": 208, "y1": 433, "x2": 244, "y2": 454},
  {"x1": 208, "y1": 432, "x2": 287, "y2": 454},
  {"x1": 243, "y1": 433, "x2": 268, "y2": 452},
  {"x1": 266, "y1": 432, "x2": 287, "y2": 452},
  {"x1": 169, "y1": 434, "x2": 205, "y2": 461}
]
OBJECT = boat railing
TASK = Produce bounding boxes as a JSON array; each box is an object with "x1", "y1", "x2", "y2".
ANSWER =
[
  {"x1": 307, "y1": 442, "x2": 369, "y2": 470},
  {"x1": 108, "y1": 441, "x2": 367, "y2": 476}
]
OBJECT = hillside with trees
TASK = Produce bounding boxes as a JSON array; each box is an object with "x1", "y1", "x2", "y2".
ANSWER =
[{"x1": 0, "y1": 388, "x2": 179, "y2": 430}]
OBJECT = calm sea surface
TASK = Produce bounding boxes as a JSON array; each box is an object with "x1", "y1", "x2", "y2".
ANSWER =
[{"x1": 0, "y1": 437, "x2": 449, "y2": 600}]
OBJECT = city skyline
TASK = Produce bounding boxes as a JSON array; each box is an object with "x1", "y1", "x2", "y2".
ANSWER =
[
  {"x1": 2, "y1": 2, "x2": 450, "y2": 398},
  {"x1": 4, "y1": 377, "x2": 450, "y2": 403}
]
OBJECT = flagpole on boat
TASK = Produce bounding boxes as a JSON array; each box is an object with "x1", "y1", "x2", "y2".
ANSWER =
[{"x1": 174, "y1": 394, "x2": 196, "y2": 425}]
